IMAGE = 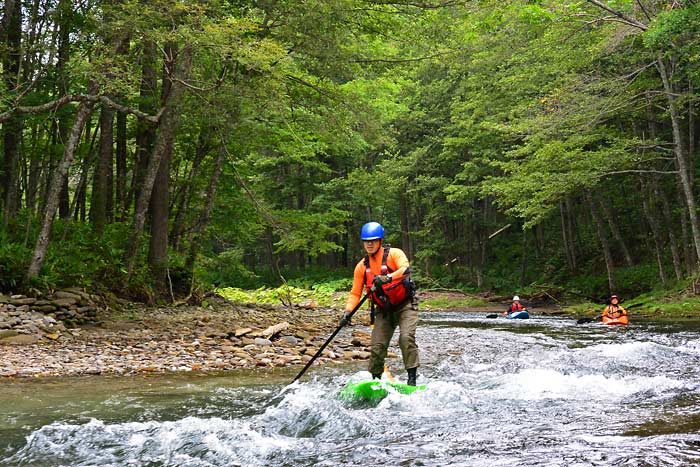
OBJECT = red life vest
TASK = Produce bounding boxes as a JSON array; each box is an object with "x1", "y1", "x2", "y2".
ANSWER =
[
  {"x1": 364, "y1": 246, "x2": 410, "y2": 308},
  {"x1": 509, "y1": 302, "x2": 524, "y2": 312}
]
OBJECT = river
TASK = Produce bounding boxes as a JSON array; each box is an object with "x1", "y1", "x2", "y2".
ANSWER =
[{"x1": 2, "y1": 312, "x2": 700, "y2": 466}]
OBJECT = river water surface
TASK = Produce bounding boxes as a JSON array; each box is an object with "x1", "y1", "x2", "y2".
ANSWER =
[{"x1": 2, "y1": 312, "x2": 700, "y2": 466}]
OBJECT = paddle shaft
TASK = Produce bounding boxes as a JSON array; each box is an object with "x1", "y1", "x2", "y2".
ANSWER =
[{"x1": 292, "y1": 285, "x2": 376, "y2": 382}]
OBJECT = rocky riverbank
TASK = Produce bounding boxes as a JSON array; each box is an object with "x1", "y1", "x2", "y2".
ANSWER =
[
  {"x1": 0, "y1": 289, "x2": 102, "y2": 344},
  {"x1": 0, "y1": 294, "x2": 387, "y2": 378}
]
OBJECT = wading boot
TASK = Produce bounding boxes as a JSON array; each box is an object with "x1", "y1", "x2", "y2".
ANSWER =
[
  {"x1": 372, "y1": 372, "x2": 382, "y2": 380},
  {"x1": 407, "y1": 367, "x2": 417, "y2": 386}
]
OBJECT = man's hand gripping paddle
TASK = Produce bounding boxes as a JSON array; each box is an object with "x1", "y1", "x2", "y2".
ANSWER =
[{"x1": 292, "y1": 285, "x2": 376, "y2": 383}]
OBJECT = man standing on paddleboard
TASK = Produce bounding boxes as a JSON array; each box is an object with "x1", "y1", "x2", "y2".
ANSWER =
[{"x1": 341, "y1": 222, "x2": 420, "y2": 386}]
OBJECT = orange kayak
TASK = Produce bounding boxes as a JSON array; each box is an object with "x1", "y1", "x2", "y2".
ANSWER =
[{"x1": 602, "y1": 315, "x2": 629, "y2": 326}]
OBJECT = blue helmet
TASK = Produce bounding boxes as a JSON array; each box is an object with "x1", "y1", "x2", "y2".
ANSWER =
[{"x1": 361, "y1": 222, "x2": 385, "y2": 241}]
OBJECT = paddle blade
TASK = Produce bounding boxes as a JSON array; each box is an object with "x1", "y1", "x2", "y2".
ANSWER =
[
  {"x1": 576, "y1": 315, "x2": 602, "y2": 324},
  {"x1": 486, "y1": 314, "x2": 498, "y2": 319}
]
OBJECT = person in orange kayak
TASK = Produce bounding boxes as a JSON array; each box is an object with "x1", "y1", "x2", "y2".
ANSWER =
[
  {"x1": 602, "y1": 294, "x2": 627, "y2": 320},
  {"x1": 504, "y1": 295, "x2": 525, "y2": 316},
  {"x1": 341, "y1": 221, "x2": 419, "y2": 386}
]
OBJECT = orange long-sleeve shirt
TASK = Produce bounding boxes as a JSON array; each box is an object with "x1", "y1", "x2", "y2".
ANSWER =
[{"x1": 345, "y1": 246, "x2": 410, "y2": 311}]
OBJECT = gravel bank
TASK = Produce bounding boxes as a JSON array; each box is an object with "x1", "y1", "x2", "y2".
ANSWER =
[{"x1": 0, "y1": 296, "x2": 387, "y2": 378}]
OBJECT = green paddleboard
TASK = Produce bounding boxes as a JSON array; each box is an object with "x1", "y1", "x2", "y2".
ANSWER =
[{"x1": 339, "y1": 380, "x2": 426, "y2": 404}]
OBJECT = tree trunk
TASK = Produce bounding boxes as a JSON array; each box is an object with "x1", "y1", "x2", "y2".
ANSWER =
[
  {"x1": 26, "y1": 125, "x2": 41, "y2": 214},
  {"x1": 598, "y1": 198, "x2": 633, "y2": 267},
  {"x1": 116, "y1": 112, "x2": 127, "y2": 220},
  {"x1": 71, "y1": 122, "x2": 99, "y2": 221},
  {"x1": 55, "y1": 0, "x2": 72, "y2": 220},
  {"x1": 265, "y1": 226, "x2": 280, "y2": 278},
  {"x1": 2, "y1": 0, "x2": 23, "y2": 226},
  {"x1": 128, "y1": 39, "x2": 157, "y2": 214},
  {"x1": 678, "y1": 190, "x2": 694, "y2": 272},
  {"x1": 400, "y1": 192, "x2": 411, "y2": 253},
  {"x1": 2, "y1": 118, "x2": 22, "y2": 225},
  {"x1": 186, "y1": 145, "x2": 225, "y2": 273},
  {"x1": 651, "y1": 180, "x2": 682, "y2": 280},
  {"x1": 148, "y1": 136, "x2": 171, "y2": 291},
  {"x1": 690, "y1": 78, "x2": 695, "y2": 180},
  {"x1": 171, "y1": 129, "x2": 210, "y2": 250},
  {"x1": 22, "y1": 0, "x2": 41, "y2": 83},
  {"x1": 560, "y1": 201, "x2": 576, "y2": 272},
  {"x1": 520, "y1": 228, "x2": 527, "y2": 286},
  {"x1": 125, "y1": 45, "x2": 193, "y2": 276},
  {"x1": 149, "y1": 40, "x2": 192, "y2": 290},
  {"x1": 657, "y1": 56, "x2": 700, "y2": 268},
  {"x1": 474, "y1": 199, "x2": 488, "y2": 289},
  {"x1": 586, "y1": 192, "x2": 616, "y2": 293},
  {"x1": 566, "y1": 197, "x2": 578, "y2": 270},
  {"x1": 91, "y1": 103, "x2": 115, "y2": 234},
  {"x1": 27, "y1": 84, "x2": 98, "y2": 279},
  {"x1": 640, "y1": 181, "x2": 667, "y2": 285}
]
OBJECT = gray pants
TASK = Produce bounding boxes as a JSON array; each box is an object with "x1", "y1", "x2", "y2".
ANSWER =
[{"x1": 368, "y1": 299, "x2": 420, "y2": 375}]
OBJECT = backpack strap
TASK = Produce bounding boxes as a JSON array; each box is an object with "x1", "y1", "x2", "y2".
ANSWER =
[
  {"x1": 381, "y1": 246, "x2": 393, "y2": 274},
  {"x1": 364, "y1": 253, "x2": 370, "y2": 286}
]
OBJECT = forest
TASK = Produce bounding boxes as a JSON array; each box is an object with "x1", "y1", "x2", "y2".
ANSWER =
[{"x1": 1, "y1": 0, "x2": 699, "y2": 302}]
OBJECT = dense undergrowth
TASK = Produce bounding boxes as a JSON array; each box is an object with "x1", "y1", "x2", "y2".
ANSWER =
[{"x1": 2, "y1": 215, "x2": 699, "y2": 314}]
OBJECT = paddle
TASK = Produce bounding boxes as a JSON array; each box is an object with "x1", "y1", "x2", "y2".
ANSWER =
[
  {"x1": 576, "y1": 315, "x2": 601, "y2": 325},
  {"x1": 292, "y1": 285, "x2": 376, "y2": 383},
  {"x1": 487, "y1": 308, "x2": 529, "y2": 319},
  {"x1": 575, "y1": 303, "x2": 644, "y2": 324}
]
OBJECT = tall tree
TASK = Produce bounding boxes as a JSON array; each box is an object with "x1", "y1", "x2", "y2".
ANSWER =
[
  {"x1": 27, "y1": 84, "x2": 99, "y2": 279},
  {"x1": 1, "y1": 0, "x2": 23, "y2": 225}
]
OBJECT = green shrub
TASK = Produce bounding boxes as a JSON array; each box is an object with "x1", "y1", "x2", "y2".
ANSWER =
[
  {"x1": 0, "y1": 235, "x2": 31, "y2": 290},
  {"x1": 216, "y1": 284, "x2": 346, "y2": 307}
]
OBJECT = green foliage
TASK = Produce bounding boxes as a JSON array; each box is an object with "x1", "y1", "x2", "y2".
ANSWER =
[
  {"x1": 200, "y1": 248, "x2": 261, "y2": 290},
  {"x1": 274, "y1": 209, "x2": 348, "y2": 257},
  {"x1": 421, "y1": 296, "x2": 490, "y2": 310},
  {"x1": 0, "y1": 233, "x2": 31, "y2": 291},
  {"x1": 291, "y1": 276, "x2": 353, "y2": 293},
  {"x1": 4, "y1": 220, "x2": 153, "y2": 297},
  {"x1": 644, "y1": 5, "x2": 700, "y2": 53},
  {"x1": 4, "y1": 0, "x2": 700, "y2": 305},
  {"x1": 216, "y1": 284, "x2": 346, "y2": 307},
  {"x1": 0, "y1": 217, "x2": 157, "y2": 295}
]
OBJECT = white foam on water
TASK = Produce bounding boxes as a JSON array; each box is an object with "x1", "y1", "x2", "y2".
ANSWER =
[
  {"x1": 592, "y1": 341, "x2": 660, "y2": 359},
  {"x1": 374, "y1": 380, "x2": 476, "y2": 424},
  {"x1": 471, "y1": 363, "x2": 495, "y2": 372},
  {"x1": 676, "y1": 339, "x2": 700, "y2": 355},
  {"x1": 4, "y1": 416, "x2": 296, "y2": 467},
  {"x1": 487, "y1": 368, "x2": 686, "y2": 401},
  {"x1": 258, "y1": 377, "x2": 376, "y2": 439}
]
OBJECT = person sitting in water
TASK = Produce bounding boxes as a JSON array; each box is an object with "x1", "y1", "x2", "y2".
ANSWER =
[
  {"x1": 602, "y1": 294, "x2": 627, "y2": 319},
  {"x1": 504, "y1": 295, "x2": 526, "y2": 316}
]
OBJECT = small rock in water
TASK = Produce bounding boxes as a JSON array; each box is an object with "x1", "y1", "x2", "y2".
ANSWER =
[{"x1": 254, "y1": 337, "x2": 272, "y2": 347}]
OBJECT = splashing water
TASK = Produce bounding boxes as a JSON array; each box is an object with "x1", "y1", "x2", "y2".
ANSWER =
[{"x1": 2, "y1": 313, "x2": 700, "y2": 466}]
